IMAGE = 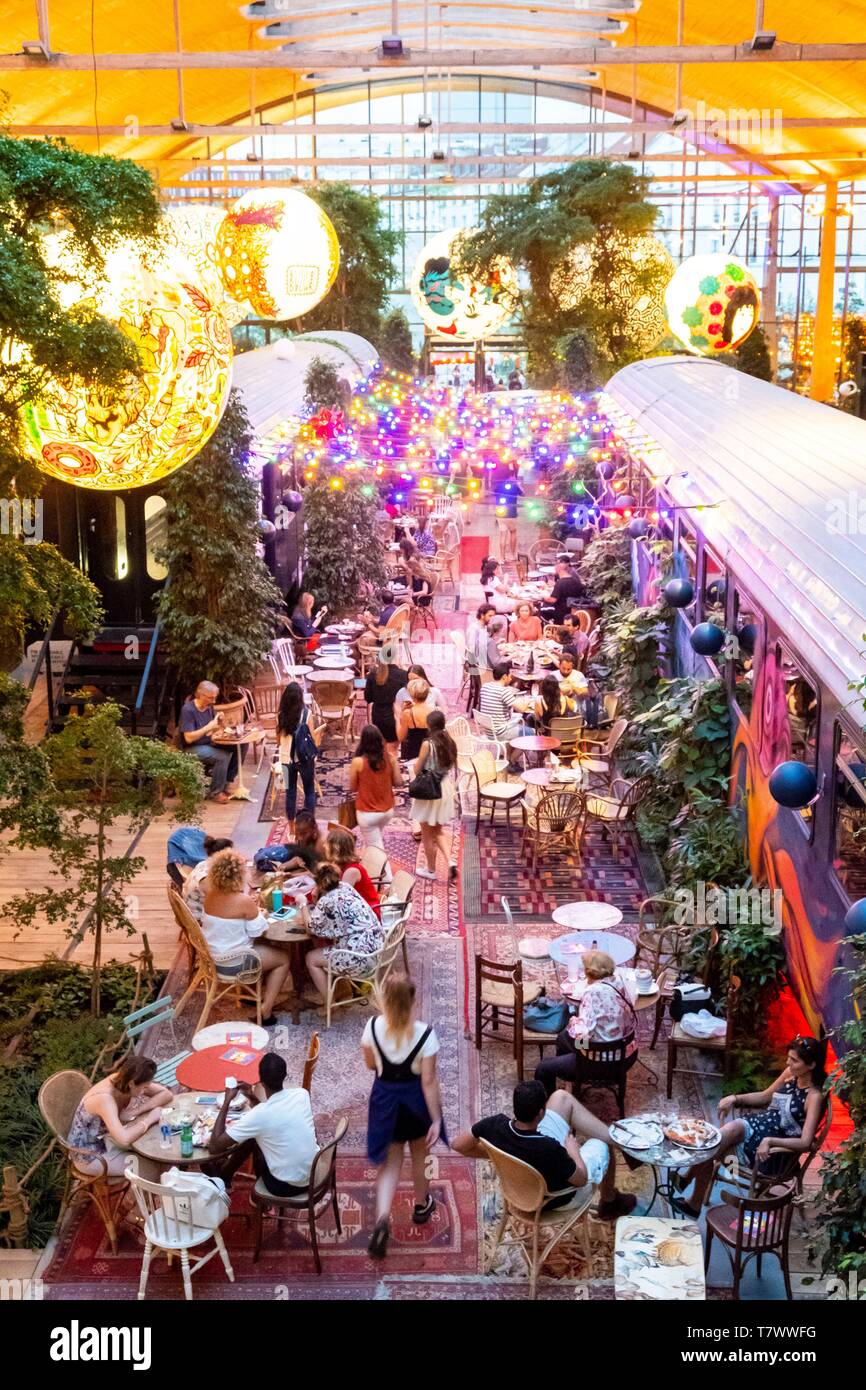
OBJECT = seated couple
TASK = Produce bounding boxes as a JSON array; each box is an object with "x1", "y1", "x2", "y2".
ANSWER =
[
  {"x1": 452, "y1": 1079, "x2": 636, "y2": 1220},
  {"x1": 204, "y1": 1052, "x2": 317, "y2": 1198}
]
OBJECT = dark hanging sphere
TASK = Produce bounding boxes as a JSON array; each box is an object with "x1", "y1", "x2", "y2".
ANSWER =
[
  {"x1": 705, "y1": 578, "x2": 727, "y2": 606},
  {"x1": 737, "y1": 622, "x2": 757, "y2": 655},
  {"x1": 281, "y1": 490, "x2": 304, "y2": 512},
  {"x1": 628, "y1": 517, "x2": 649, "y2": 538},
  {"x1": 613, "y1": 494, "x2": 635, "y2": 510},
  {"x1": 664, "y1": 578, "x2": 695, "y2": 608},
  {"x1": 844, "y1": 898, "x2": 866, "y2": 934},
  {"x1": 769, "y1": 760, "x2": 818, "y2": 809},
  {"x1": 599, "y1": 461, "x2": 616, "y2": 480},
  {"x1": 258, "y1": 518, "x2": 277, "y2": 542},
  {"x1": 690, "y1": 622, "x2": 726, "y2": 656}
]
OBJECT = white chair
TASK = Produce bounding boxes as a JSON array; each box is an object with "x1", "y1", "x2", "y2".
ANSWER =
[
  {"x1": 324, "y1": 921, "x2": 406, "y2": 1028},
  {"x1": 126, "y1": 1168, "x2": 235, "y2": 1302},
  {"x1": 359, "y1": 843, "x2": 390, "y2": 892},
  {"x1": 469, "y1": 749, "x2": 525, "y2": 835}
]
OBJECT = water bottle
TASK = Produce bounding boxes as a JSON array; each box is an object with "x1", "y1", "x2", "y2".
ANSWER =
[
  {"x1": 160, "y1": 1123, "x2": 171, "y2": 1150},
  {"x1": 272, "y1": 885, "x2": 283, "y2": 913},
  {"x1": 591, "y1": 938, "x2": 598, "y2": 950},
  {"x1": 180, "y1": 1123, "x2": 193, "y2": 1159}
]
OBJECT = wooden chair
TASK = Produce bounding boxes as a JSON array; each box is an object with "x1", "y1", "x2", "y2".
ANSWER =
[
  {"x1": 666, "y1": 974, "x2": 740, "y2": 1098},
  {"x1": 167, "y1": 887, "x2": 263, "y2": 1031},
  {"x1": 214, "y1": 696, "x2": 245, "y2": 725},
  {"x1": 585, "y1": 774, "x2": 653, "y2": 862},
  {"x1": 249, "y1": 678, "x2": 283, "y2": 744},
  {"x1": 704, "y1": 1188, "x2": 795, "y2": 1299},
  {"x1": 571, "y1": 1035, "x2": 636, "y2": 1118},
  {"x1": 410, "y1": 573, "x2": 438, "y2": 635},
  {"x1": 547, "y1": 714, "x2": 585, "y2": 758},
  {"x1": 310, "y1": 678, "x2": 355, "y2": 750},
  {"x1": 380, "y1": 869, "x2": 414, "y2": 972},
  {"x1": 474, "y1": 954, "x2": 557, "y2": 1081},
  {"x1": 251, "y1": 1117, "x2": 348, "y2": 1273},
  {"x1": 380, "y1": 603, "x2": 413, "y2": 666},
  {"x1": 469, "y1": 749, "x2": 525, "y2": 835},
  {"x1": 301, "y1": 1032, "x2": 320, "y2": 1094},
  {"x1": 478, "y1": 1139, "x2": 595, "y2": 1299},
  {"x1": 573, "y1": 609, "x2": 593, "y2": 635},
  {"x1": 126, "y1": 1166, "x2": 235, "y2": 1301},
  {"x1": 634, "y1": 899, "x2": 700, "y2": 1048},
  {"x1": 714, "y1": 1095, "x2": 833, "y2": 1204},
  {"x1": 520, "y1": 789, "x2": 585, "y2": 873},
  {"x1": 37, "y1": 1070, "x2": 130, "y2": 1254},
  {"x1": 323, "y1": 922, "x2": 406, "y2": 1028},
  {"x1": 577, "y1": 716, "x2": 628, "y2": 785},
  {"x1": 516, "y1": 553, "x2": 529, "y2": 584}
]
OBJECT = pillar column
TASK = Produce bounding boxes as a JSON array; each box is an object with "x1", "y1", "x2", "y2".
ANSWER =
[{"x1": 809, "y1": 182, "x2": 839, "y2": 402}]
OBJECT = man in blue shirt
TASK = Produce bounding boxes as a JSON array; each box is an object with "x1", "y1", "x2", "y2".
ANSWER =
[{"x1": 178, "y1": 680, "x2": 238, "y2": 802}]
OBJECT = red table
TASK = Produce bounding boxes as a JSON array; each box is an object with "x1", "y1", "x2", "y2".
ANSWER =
[
  {"x1": 510, "y1": 734, "x2": 561, "y2": 768},
  {"x1": 175, "y1": 1043, "x2": 266, "y2": 1091}
]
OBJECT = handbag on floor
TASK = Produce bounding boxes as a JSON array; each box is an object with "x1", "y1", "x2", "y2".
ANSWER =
[{"x1": 336, "y1": 795, "x2": 358, "y2": 830}]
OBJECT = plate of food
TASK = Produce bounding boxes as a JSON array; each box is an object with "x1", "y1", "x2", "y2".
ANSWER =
[
  {"x1": 609, "y1": 1117, "x2": 664, "y2": 1151},
  {"x1": 662, "y1": 1117, "x2": 721, "y2": 1149}
]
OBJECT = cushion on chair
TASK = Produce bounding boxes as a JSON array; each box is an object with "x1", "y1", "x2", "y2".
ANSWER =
[
  {"x1": 480, "y1": 980, "x2": 542, "y2": 1007},
  {"x1": 705, "y1": 1201, "x2": 762, "y2": 1248},
  {"x1": 585, "y1": 796, "x2": 619, "y2": 818}
]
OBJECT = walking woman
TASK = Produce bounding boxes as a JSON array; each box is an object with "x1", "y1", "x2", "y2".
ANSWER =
[
  {"x1": 349, "y1": 723, "x2": 402, "y2": 873},
  {"x1": 396, "y1": 678, "x2": 435, "y2": 763},
  {"x1": 410, "y1": 710, "x2": 458, "y2": 882},
  {"x1": 363, "y1": 974, "x2": 445, "y2": 1260},
  {"x1": 364, "y1": 660, "x2": 409, "y2": 750},
  {"x1": 277, "y1": 681, "x2": 318, "y2": 826}
]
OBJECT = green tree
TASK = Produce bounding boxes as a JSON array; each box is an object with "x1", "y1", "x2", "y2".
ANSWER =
[
  {"x1": 562, "y1": 329, "x2": 600, "y2": 394},
  {"x1": 303, "y1": 183, "x2": 401, "y2": 341},
  {"x1": 731, "y1": 324, "x2": 773, "y2": 381},
  {"x1": 302, "y1": 472, "x2": 387, "y2": 612},
  {"x1": 0, "y1": 134, "x2": 162, "y2": 660},
  {"x1": 6, "y1": 701, "x2": 202, "y2": 1014},
  {"x1": 0, "y1": 671, "x2": 59, "y2": 849},
  {"x1": 303, "y1": 357, "x2": 347, "y2": 416},
  {"x1": 378, "y1": 309, "x2": 416, "y2": 374},
  {"x1": 156, "y1": 390, "x2": 284, "y2": 695},
  {"x1": 455, "y1": 160, "x2": 661, "y2": 386}
]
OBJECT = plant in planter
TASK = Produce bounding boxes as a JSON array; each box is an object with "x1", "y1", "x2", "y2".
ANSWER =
[
  {"x1": 302, "y1": 471, "x2": 388, "y2": 613},
  {"x1": 664, "y1": 794, "x2": 750, "y2": 890},
  {"x1": 814, "y1": 937, "x2": 866, "y2": 1279},
  {"x1": 5, "y1": 701, "x2": 202, "y2": 1014},
  {"x1": 579, "y1": 525, "x2": 633, "y2": 608}
]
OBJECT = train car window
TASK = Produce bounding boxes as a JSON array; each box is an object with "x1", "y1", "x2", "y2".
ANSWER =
[
  {"x1": 702, "y1": 548, "x2": 726, "y2": 624},
  {"x1": 778, "y1": 644, "x2": 820, "y2": 826},
  {"x1": 731, "y1": 587, "x2": 761, "y2": 717},
  {"x1": 832, "y1": 725, "x2": 866, "y2": 899},
  {"x1": 144, "y1": 496, "x2": 168, "y2": 581}
]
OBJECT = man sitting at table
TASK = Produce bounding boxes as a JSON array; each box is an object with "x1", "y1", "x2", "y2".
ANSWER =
[
  {"x1": 178, "y1": 681, "x2": 238, "y2": 804},
  {"x1": 478, "y1": 663, "x2": 532, "y2": 773},
  {"x1": 558, "y1": 617, "x2": 589, "y2": 664},
  {"x1": 555, "y1": 651, "x2": 589, "y2": 701},
  {"x1": 204, "y1": 1053, "x2": 317, "y2": 1195},
  {"x1": 452, "y1": 1080, "x2": 636, "y2": 1220},
  {"x1": 544, "y1": 560, "x2": 586, "y2": 625}
]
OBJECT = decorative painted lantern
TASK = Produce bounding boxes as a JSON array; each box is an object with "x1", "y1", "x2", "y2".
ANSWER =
[
  {"x1": 18, "y1": 239, "x2": 232, "y2": 491},
  {"x1": 769, "y1": 760, "x2": 819, "y2": 808},
  {"x1": 690, "y1": 622, "x2": 726, "y2": 656},
  {"x1": 705, "y1": 578, "x2": 727, "y2": 606},
  {"x1": 552, "y1": 233, "x2": 674, "y2": 351},
  {"x1": 214, "y1": 189, "x2": 340, "y2": 321},
  {"x1": 665, "y1": 254, "x2": 761, "y2": 355},
  {"x1": 663, "y1": 578, "x2": 695, "y2": 608},
  {"x1": 409, "y1": 228, "x2": 518, "y2": 339},
  {"x1": 161, "y1": 205, "x2": 248, "y2": 326}
]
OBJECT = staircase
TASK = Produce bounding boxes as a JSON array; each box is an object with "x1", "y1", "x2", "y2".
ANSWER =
[{"x1": 53, "y1": 626, "x2": 173, "y2": 737}]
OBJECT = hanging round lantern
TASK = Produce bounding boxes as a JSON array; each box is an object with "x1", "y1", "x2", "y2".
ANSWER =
[
  {"x1": 551, "y1": 233, "x2": 674, "y2": 352},
  {"x1": 612, "y1": 494, "x2": 636, "y2": 511},
  {"x1": 160, "y1": 205, "x2": 248, "y2": 326},
  {"x1": 214, "y1": 189, "x2": 340, "y2": 321},
  {"x1": 665, "y1": 253, "x2": 761, "y2": 355},
  {"x1": 409, "y1": 228, "x2": 518, "y2": 339},
  {"x1": 705, "y1": 578, "x2": 727, "y2": 606},
  {"x1": 690, "y1": 622, "x2": 726, "y2": 656},
  {"x1": 258, "y1": 518, "x2": 277, "y2": 542},
  {"x1": 844, "y1": 899, "x2": 866, "y2": 933},
  {"x1": 664, "y1": 578, "x2": 695, "y2": 608},
  {"x1": 18, "y1": 238, "x2": 232, "y2": 491},
  {"x1": 599, "y1": 460, "x2": 616, "y2": 480},
  {"x1": 628, "y1": 517, "x2": 649, "y2": 538},
  {"x1": 281, "y1": 490, "x2": 304, "y2": 512},
  {"x1": 737, "y1": 622, "x2": 758, "y2": 655},
  {"x1": 769, "y1": 760, "x2": 819, "y2": 809}
]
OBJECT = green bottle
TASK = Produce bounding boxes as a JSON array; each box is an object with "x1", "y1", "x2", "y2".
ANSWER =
[{"x1": 180, "y1": 1122, "x2": 193, "y2": 1159}]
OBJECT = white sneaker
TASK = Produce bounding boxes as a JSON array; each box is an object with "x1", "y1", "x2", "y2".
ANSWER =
[{"x1": 416, "y1": 867, "x2": 437, "y2": 880}]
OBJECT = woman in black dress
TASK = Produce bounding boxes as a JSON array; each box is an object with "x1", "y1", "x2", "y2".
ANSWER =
[{"x1": 363, "y1": 661, "x2": 408, "y2": 750}]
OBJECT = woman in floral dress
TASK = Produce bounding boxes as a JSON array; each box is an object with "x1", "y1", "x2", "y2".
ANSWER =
[{"x1": 304, "y1": 862, "x2": 385, "y2": 1001}]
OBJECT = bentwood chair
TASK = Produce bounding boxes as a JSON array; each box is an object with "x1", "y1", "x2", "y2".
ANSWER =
[
  {"x1": 474, "y1": 954, "x2": 555, "y2": 1081},
  {"x1": 323, "y1": 921, "x2": 406, "y2": 1028},
  {"x1": 714, "y1": 1095, "x2": 833, "y2": 1205},
  {"x1": 547, "y1": 714, "x2": 585, "y2": 758},
  {"x1": 704, "y1": 1188, "x2": 795, "y2": 1299},
  {"x1": 168, "y1": 887, "x2": 263, "y2": 1030},
  {"x1": 301, "y1": 1032, "x2": 320, "y2": 1094},
  {"x1": 251, "y1": 1117, "x2": 349, "y2": 1273},
  {"x1": 38, "y1": 1070, "x2": 131, "y2": 1254},
  {"x1": 584, "y1": 774, "x2": 653, "y2": 862},
  {"x1": 520, "y1": 789, "x2": 586, "y2": 873},
  {"x1": 359, "y1": 844, "x2": 390, "y2": 893},
  {"x1": 478, "y1": 1139, "x2": 596, "y2": 1299},
  {"x1": 577, "y1": 717, "x2": 628, "y2": 786},
  {"x1": 469, "y1": 749, "x2": 526, "y2": 835},
  {"x1": 571, "y1": 1036, "x2": 636, "y2": 1118},
  {"x1": 380, "y1": 870, "x2": 414, "y2": 972},
  {"x1": 126, "y1": 1167, "x2": 234, "y2": 1301}
]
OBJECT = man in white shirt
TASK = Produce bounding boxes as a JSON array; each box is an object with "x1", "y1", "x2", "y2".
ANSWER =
[
  {"x1": 205, "y1": 1053, "x2": 317, "y2": 1195},
  {"x1": 464, "y1": 604, "x2": 495, "y2": 713}
]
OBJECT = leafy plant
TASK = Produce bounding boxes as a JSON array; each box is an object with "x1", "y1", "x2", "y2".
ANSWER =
[
  {"x1": 303, "y1": 183, "x2": 402, "y2": 341},
  {"x1": 579, "y1": 525, "x2": 633, "y2": 607},
  {"x1": 599, "y1": 598, "x2": 671, "y2": 716},
  {"x1": 5, "y1": 702, "x2": 202, "y2": 1014},
  {"x1": 814, "y1": 937, "x2": 866, "y2": 1276},
  {"x1": 664, "y1": 795, "x2": 750, "y2": 889},
  {"x1": 302, "y1": 471, "x2": 387, "y2": 613},
  {"x1": 561, "y1": 329, "x2": 600, "y2": 393},
  {"x1": 717, "y1": 910, "x2": 786, "y2": 1035},
  {"x1": 156, "y1": 389, "x2": 285, "y2": 694},
  {"x1": 303, "y1": 356, "x2": 347, "y2": 416},
  {"x1": 378, "y1": 309, "x2": 416, "y2": 375},
  {"x1": 630, "y1": 677, "x2": 731, "y2": 796}
]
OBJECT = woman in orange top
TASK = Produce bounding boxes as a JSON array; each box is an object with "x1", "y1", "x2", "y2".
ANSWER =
[
  {"x1": 348, "y1": 724, "x2": 403, "y2": 882},
  {"x1": 508, "y1": 602, "x2": 543, "y2": 643}
]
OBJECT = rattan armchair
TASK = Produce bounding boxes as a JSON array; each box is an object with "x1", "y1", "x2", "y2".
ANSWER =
[
  {"x1": 520, "y1": 789, "x2": 586, "y2": 872},
  {"x1": 37, "y1": 1069, "x2": 131, "y2": 1254}
]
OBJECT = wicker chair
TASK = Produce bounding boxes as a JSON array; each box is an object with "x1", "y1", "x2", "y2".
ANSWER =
[
  {"x1": 323, "y1": 921, "x2": 406, "y2": 1028},
  {"x1": 520, "y1": 789, "x2": 585, "y2": 872},
  {"x1": 37, "y1": 1069, "x2": 131, "y2": 1254},
  {"x1": 577, "y1": 716, "x2": 628, "y2": 786},
  {"x1": 547, "y1": 714, "x2": 585, "y2": 758},
  {"x1": 251, "y1": 1117, "x2": 349, "y2": 1272},
  {"x1": 478, "y1": 1139, "x2": 595, "y2": 1299},
  {"x1": 310, "y1": 678, "x2": 355, "y2": 750},
  {"x1": 168, "y1": 887, "x2": 263, "y2": 1031}
]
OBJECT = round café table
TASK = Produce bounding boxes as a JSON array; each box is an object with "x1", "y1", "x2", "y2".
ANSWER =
[
  {"x1": 511, "y1": 733, "x2": 560, "y2": 768},
  {"x1": 131, "y1": 1099, "x2": 216, "y2": 1180},
  {"x1": 210, "y1": 727, "x2": 266, "y2": 801},
  {"x1": 521, "y1": 766, "x2": 583, "y2": 788},
  {"x1": 175, "y1": 1043, "x2": 266, "y2": 1092},
  {"x1": 191, "y1": 1020, "x2": 271, "y2": 1051},
  {"x1": 551, "y1": 900, "x2": 624, "y2": 931},
  {"x1": 608, "y1": 1111, "x2": 723, "y2": 1215},
  {"x1": 263, "y1": 911, "x2": 313, "y2": 1025},
  {"x1": 307, "y1": 668, "x2": 354, "y2": 684},
  {"x1": 314, "y1": 655, "x2": 356, "y2": 670}
]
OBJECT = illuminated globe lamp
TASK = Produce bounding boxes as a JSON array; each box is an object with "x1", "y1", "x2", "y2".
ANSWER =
[
  {"x1": 664, "y1": 254, "x2": 761, "y2": 355},
  {"x1": 409, "y1": 228, "x2": 519, "y2": 339},
  {"x1": 690, "y1": 622, "x2": 726, "y2": 656},
  {"x1": 19, "y1": 238, "x2": 233, "y2": 491},
  {"x1": 664, "y1": 577, "x2": 695, "y2": 608},
  {"x1": 161, "y1": 205, "x2": 248, "y2": 326},
  {"x1": 551, "y1": 234, "x2": 674, "y2": 351},
  {"x1": 769, "y1": 760, "x2": 819, "y2": 809},
  {"x1": 215, "y1": 189, "x2": 340, "y2": 321}
]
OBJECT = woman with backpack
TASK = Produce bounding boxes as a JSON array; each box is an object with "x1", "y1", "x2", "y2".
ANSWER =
[{"x1": 277, "y1": 682, "x2": 318, "y2": 827}]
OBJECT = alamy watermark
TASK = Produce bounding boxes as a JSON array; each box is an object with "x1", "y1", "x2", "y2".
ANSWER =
[
  {"x1": 671, "y1": 101, "x2": 784, "y2": 154},
  {"x1": 673, "y1": 882, "x2": 783, "y2": 930},
  {"x1": 0, "y1": 497, "x2": 42, "y2": 542},
  {"x1": 826, "y1": 492, "x2": 866, "y2": 536}
]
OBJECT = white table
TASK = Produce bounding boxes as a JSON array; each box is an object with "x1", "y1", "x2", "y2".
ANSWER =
[
  {"x1": 548, "y1": 928, "x2": 635, "y2": 968},
  {"x1": 551, "y1": 901, "x2": 624, "y2": 931},
  {"x1": 191, "y1": 1020, "x2": 271, "y2": 1051}
]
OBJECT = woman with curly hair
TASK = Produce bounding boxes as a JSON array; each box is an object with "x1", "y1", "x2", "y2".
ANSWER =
[{"x1": 201, "y1": 848, "x2": 292, "y2": 1027}]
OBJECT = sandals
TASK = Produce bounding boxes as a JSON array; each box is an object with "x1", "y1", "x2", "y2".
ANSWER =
[
  {"x1": 412, "y1": 1195, "x2": 436, "y2": 1225},
  {"x1": 368, "y1": 1219, "x2": 390, "y2": 1260}
]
